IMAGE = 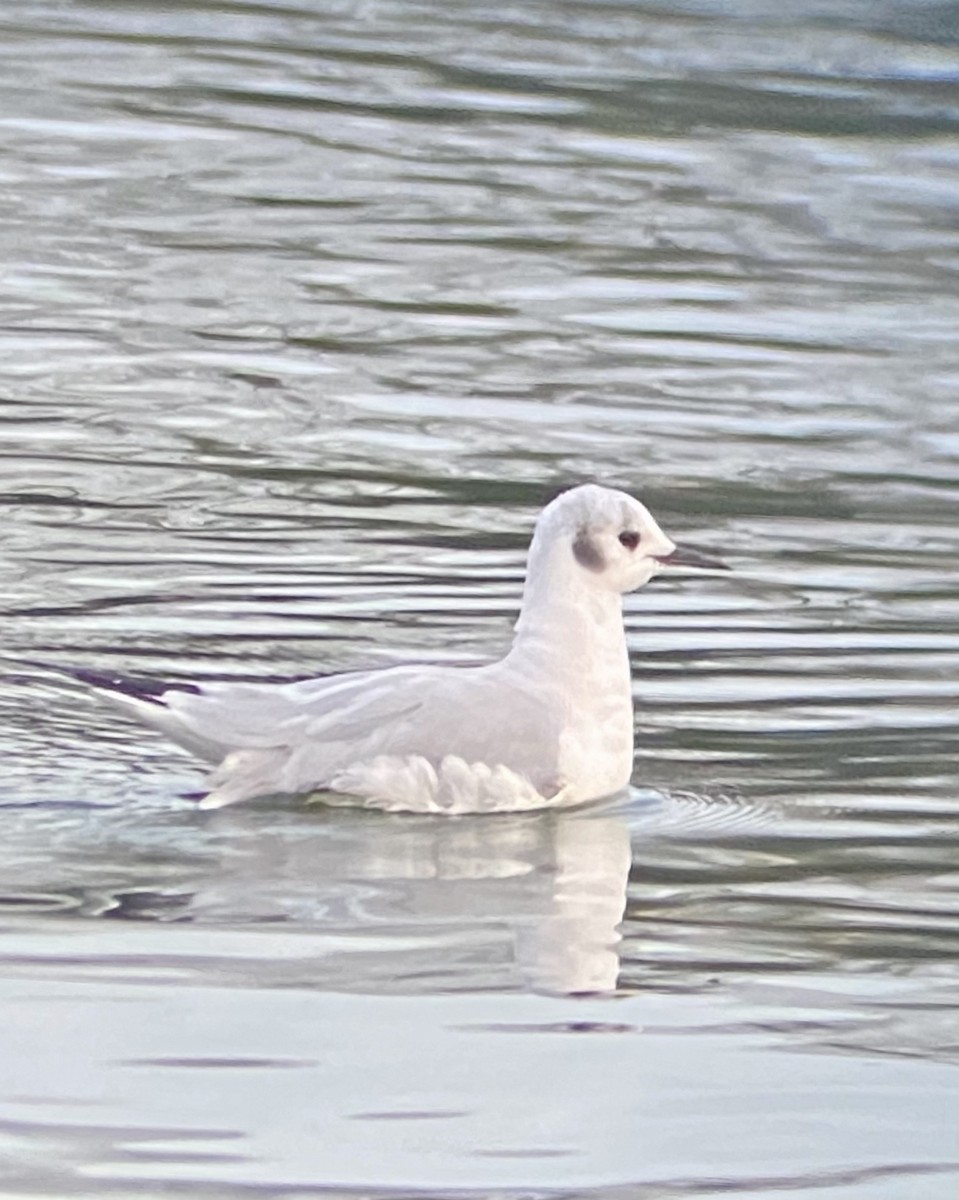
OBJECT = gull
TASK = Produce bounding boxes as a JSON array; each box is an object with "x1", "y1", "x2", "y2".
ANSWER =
[{"x1": 77, "y1": 485, "x2": 727, "y2": 814}]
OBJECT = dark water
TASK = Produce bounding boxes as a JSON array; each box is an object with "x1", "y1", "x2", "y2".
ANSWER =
[{"x1": 1, "y1": 1, "x2": 958, "y2": 1196}]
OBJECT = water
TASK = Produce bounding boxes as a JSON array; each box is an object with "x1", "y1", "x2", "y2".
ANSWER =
[{"x1": 1, "y1": 0, "x2": 958, "y2": 1195}]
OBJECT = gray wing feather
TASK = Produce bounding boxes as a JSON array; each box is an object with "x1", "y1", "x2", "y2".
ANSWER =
[{"x1": 164, "y1": 665, "x2": 430, "y2": 755}]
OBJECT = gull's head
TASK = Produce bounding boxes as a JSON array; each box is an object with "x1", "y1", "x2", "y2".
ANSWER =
[{"x1": 534, "y1": 483, "x2": 726, "y2": 595}]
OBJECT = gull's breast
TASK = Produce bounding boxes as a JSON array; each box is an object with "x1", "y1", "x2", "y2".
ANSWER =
[{"x1": 556, "y1": 684, "x2": 635, "y2": 801}]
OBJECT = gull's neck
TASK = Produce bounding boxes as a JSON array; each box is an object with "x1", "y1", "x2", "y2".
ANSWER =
[{"x1": 506, "y1": 540, "x2": 629, "y2": 689}]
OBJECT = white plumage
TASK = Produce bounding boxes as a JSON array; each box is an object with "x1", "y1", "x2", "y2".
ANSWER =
[{"x1": 84, "y1": 484, "x2": 725, "y2": 813}]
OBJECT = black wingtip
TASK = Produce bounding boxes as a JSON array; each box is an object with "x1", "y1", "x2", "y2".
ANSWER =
[
  {"x1": 7, "y1": 658, "x2": 206, "y2": 706},
  {"x1": 69, "y1": 668, "x2": 170, "y2": 704},
  {"x1": 179, "y1": 790, "x2": 209, "y2": 804},
  {"x1": 33, "y1": 663, "x2": 201, "y2": 706}
]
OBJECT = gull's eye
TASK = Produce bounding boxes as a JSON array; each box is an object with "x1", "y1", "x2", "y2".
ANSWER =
[{"x1": 618, "y1": 530, "x2": 640, "y2": 551}]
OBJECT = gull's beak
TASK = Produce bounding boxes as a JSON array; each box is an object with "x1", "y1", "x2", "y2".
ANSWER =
[{"x1": 655, "y1": 543, "x2": 729, "y2": 571}]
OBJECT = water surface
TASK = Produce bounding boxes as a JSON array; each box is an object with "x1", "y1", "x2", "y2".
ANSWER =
[{"x1": 1, "y1": 1, "x2": 958, "y2": 1197}]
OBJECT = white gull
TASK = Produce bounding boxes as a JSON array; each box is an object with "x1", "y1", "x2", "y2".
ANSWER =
[{"x1": 80, "y1": 484, "x2": 726, "y2": 813}]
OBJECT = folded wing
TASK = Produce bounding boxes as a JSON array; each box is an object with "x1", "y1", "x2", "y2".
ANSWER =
[{"x1": 88, "y1": 660, "x2": 561, "y2": 810}]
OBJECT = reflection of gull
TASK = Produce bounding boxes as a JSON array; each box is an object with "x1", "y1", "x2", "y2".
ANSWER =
[
  {"x1": 75, "y1": 485, "x2": 724, "y2": 813},
  {"x1": 201, "y1": 804, "x2": 633, "y2": 995},
  {"x1": 515, "y1": 810, "x2": 632, "y2": 994}
]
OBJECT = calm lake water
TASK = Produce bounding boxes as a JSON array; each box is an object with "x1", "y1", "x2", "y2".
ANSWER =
[{"x1": 1, "y1": 0, "x2": 958, "y2": 1196}]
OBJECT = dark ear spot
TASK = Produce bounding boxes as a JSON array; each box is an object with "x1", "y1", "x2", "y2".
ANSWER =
[{"x1": 572, "y1": 528, "x2": 605, "y2": 573}]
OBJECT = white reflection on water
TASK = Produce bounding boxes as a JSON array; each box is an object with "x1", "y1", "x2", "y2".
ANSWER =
[
  {"x1": 1, "y1": 791, "x2": 957, "y2": 1196},
  {"x1": 0, "y1": 799, "x2": 633, "y2": 995}
]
